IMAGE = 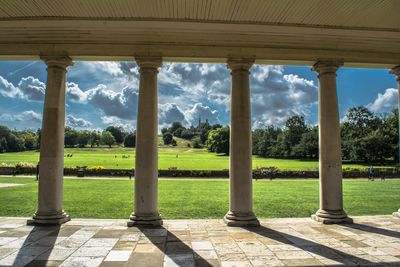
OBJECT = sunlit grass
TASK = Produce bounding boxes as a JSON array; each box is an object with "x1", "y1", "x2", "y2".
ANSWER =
[{"x1": 0, "y1": 177, "x2": 398, "y2": 219}]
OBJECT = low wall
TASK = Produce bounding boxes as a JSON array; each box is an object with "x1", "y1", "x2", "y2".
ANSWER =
[{"x1": 1, "y1": 167, "x2": 400, "y2": 179}]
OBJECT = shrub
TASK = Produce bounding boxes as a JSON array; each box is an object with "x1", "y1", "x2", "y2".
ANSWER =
[
  {"x1": 88, "y1": 166, "x2": 105, "y2": 171},
  {"x1": 15, "y1": 162, "x2": 35, "y2": 168}
]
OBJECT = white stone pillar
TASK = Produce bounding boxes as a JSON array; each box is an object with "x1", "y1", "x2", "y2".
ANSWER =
[
  {"x1": 224, "y1": 58, "x2": 259, "y2": 227},
  {"x1": 28, "y1": 56, "x2": 73, "y2": 225},
  {"x1": 311, "y1": 60, "x2": 352, "y2": 224},
  {"x1": 128, "y1": 56, "x2": 162, "y2": 226},
  {"x1": 390, "y1": 65, "x2": 400, "y2": 218}
]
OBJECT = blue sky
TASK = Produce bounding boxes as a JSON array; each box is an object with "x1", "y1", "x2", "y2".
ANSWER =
[{"x1": 0, "y1": 61, "x2": 398, "y2": 131}]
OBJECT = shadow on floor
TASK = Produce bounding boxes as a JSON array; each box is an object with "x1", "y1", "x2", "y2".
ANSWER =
[
  {"x1": 245, "y1": 224, "x2": 399, "y2": 267},
  {"x1": 14, "y1": 224, "x2": 60, "y2": 267},
  {"x1": 137, "y1": 226, "x2": 215, "y2": 267},
  {"x1": 341, "y1": 222, "x2": 400, "y2": 239}
]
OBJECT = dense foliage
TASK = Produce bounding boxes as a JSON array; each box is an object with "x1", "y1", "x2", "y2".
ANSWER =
[{"x1": 0, "y1": 106, "x2": 398, "y2": 164}]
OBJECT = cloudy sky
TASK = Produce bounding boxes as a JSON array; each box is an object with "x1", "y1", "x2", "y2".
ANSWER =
[{"x1": 0, "y1": 60, "x2": 398, "y2": 131}]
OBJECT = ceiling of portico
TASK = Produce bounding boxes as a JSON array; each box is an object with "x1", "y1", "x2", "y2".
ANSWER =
[{"x1": 0, "y1": 0, "x2": 399, "y2": 67}]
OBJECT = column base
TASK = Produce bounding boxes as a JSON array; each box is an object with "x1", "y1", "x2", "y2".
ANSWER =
[
  {"x1": 392, "y1": 210, "x2": 400, "y2": 218},
  {"x1": 27, "y1": 211, "x2": 70, "y2": 225},
  {"x1": 311, "y1": 209, "x2": 353, "y2": 224},
  {"x1": 224, "y1": 211, "x2": 260, "y2": 227},
  {"x1": 127, "y1": 212, "x2": 163, "y2": 227}
]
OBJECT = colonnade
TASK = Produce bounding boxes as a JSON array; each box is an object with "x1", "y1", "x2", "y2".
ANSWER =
[{"x1": 26, "y1": 55, "x2": 400, "y2": 226}]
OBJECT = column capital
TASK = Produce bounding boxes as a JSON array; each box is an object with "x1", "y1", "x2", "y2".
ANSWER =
[
  {"x1": 135, "y1": 56, "x2": 162, "y2": 70},
  {"x1": 40, "y1": 56, "x2": 73, "y2": 70},
  {"x1": 227, "y1": 58, "x2": 255, "y2": 71},
  {"x1": 390, "y1": 65, "x2": 400, "y2": 80},
  {"x1": 312, "y1": 60, "x2": 343, "y2": 75}
]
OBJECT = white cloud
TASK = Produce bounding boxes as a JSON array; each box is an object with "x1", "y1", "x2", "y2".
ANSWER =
[
  {"x1": 82, "y1": 62, "x2": 124, "y2": 77},
  {"x1": 368, "y1": 88, "x2": 398, "y2": 113},
  {"x1": 66, "y1": 114, "x2": 92, "y2": 128},
  {"x1": 0, "y1": 110, "x2": 41, "y2": 123},
  {"x1": 101, "y1": 116, "x2": 135, "y2": 131},
  {"x1": 85, "y1": 85, "x2": 138, "y2": 120},
  {"x1": 17, "y1": 76, "x2": 45, "y2": 101},
  {"x1": 184, "y1": 103, "x2": 219, "y2": 126},
  {"x1": 0, "y1": 76, "x2": 20, "y2": 98},
  {"x1": 159, "y1": 103, "x2": 187, "y2": 127},
  {"x1": 249, "y1": 65, "x2": 317, "y2": 127},
  {"x1": 67, "y1": 82, "x2": 87, "y2": 103},
  {"x1": 0, "y1": 75, "x2": 45, "y2": 101}
]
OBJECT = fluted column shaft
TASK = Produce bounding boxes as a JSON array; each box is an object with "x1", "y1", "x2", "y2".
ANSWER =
[
  {"x1": 390, "y1": 65, "x2": 400, "y2": 218},
  {"x1": 224, "y1": 58, "x2": 259, "y2": 227},
  {"x1": 311, "y1": 60, "x2": 352, "y2": 224},
  {"x1": 28, "y1": 56, "x2": 73, "y2": 225},
  {"x1": 128, "y1": 56, "x2": 162, "y2": 226}
]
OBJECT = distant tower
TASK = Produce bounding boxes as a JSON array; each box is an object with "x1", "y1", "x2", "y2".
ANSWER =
[{"x1": 198, "y1": 116, "x2": 201, "y2": 130}]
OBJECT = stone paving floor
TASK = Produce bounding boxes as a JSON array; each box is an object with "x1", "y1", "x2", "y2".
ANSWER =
[{"x1": 0, "y1": 216, "x2": 399, "y2": 267}]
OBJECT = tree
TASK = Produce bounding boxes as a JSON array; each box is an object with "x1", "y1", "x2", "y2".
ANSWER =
[
  {"x1": 89, "y1": 131, "x2": 101, "y2": 147},
  {"x1": 20, "y1": 131, "x2": 38, "y2": 150},
  {"x1": 191, "y1": 137, "x2": 202, "y2": 148},
  {"x1": 341, "y1": 106, "x2": 381, "y2": 161},
  {"x1": 124, "y1": 132, "x2": 136, "y2": 147},
  {"x1": 6, "y1": 133, "x2": 25, "y2": 152},
  {"x1": 64, "y1": 127, "x2": 78, "y2": 147},
  {"x1": 252, "y1": 126, "x2": 281, "y2": 157},
  {"x1": 173, "y1": 127, "x2": 185, "y2": 138},
  {"x1": 101, "y1": 131, "x2": 116, "y2": 148},
  {"x1": 206, "y1": 127, "x2": 230, "y2": 154},
  {"x1": 162, "y1": 132, "x2": 174, "y2": 145},
  {"x1": 293, "y1": 126, "x2": 318, "y2": 158},
  {"x1": 170, "y1": 122, "x2": 183, "y2": 134},
  {"x1": 285, "y1": 115, "x2": 308, "y2": 156},
  {"x1": 180, "y1": 129, "x2": 194, "y2": 140},
  {"x1": 77, "y1": 130, "x2": 91, "y2": 148},
  {"x1": 105, "y1": 126, "x2": 126, "y2": 144},
  {"x1": 0, "y1": 137, "x2": 7, "y2": 153}
]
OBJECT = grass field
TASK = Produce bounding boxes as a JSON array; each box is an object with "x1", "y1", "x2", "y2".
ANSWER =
[
  {"x1": 0, "y1": 137, "x2": 392, "y2": 171},
  {"x1": 0, "y1": 177, "x2": 398, "y2": 219}
]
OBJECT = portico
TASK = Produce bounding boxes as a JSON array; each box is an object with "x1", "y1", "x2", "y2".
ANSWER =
[{"x1": 0, "y1": 0, "x2": 399, "y2": 227}]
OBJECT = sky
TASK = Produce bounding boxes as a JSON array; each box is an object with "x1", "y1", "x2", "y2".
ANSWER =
[{"x1": 0, "y1": 60, "x2": 398, "y2": 132}]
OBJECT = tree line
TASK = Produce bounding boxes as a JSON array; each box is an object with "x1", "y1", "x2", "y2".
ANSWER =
[
  {"x1": 0, "y1": 125, "x2": 136, "y2": 153},
  {"x1": 0, "y1": 106, "x2": 398, "y2": 164}
]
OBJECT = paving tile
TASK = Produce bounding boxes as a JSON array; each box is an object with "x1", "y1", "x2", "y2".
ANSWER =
[
  {"x1": 164, "y1": 253, "x2": 195, "y2": 267},
  {"x1": 134, "y1": 243, "x2": 164, "y2": 253},
  {"x1": 195, "y1": 258, "x2": 220, "y2": 267},
  {"x1": 60, "y1": 256, "x2": 104, "y2": 267},
  {"x1": 112, "y1": 241, "x2": 136, "y2": 250},
  {"x1": 25, "y1": 260, "x2": 64, "y2": 266},
  {"x1": 220, "y1": 261, "x2": 252, "y2": 267},
  {"x1": 104, "y1": 250, "x2": 132, "y2": 261},
  {"x1": 0, "y1": 216, "x2": 399, "y2": 266},
  {"x1": 274, "y1": 250, "x2": 314, "y2": 260},
  {"x1": 219, "y1": 253, "x2": 247, "y2": 261},
  {"x1": 280, "y1": 258, "x2": 323, "y2": 266},
  {"x1": 165, "y1": 241, "x2": 192, "y2": 253},
  {"x1": 72, "y1": 247, "x2": 112, "y2": 257},
  {"x1": 248, "y1": 255, "x2": 284, "y2": 267},
  {"x1": 83, "y1": 238, "x2": 119, "y2": 248},
  {"x1": 194, "y1": 249, "x2": 218, "y2": 260},
  {"x1": 36, "y1": 248, "x2": 77, "y2": 261},
  {"x1": 127, "y1": 252, "x2": 163, "y2": 267},
  {"x1": 191, "y1": 241, "x2": 214, "y2": 250}
]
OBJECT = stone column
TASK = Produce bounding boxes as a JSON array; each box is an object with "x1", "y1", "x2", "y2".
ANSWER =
[
  {"x1": 128, "y1": 56, "x2": 162, "y2": 226},
  {"x1": 390, "y1": 65, "x2": 400, "y2": 218},
  {"x1": 28, "y1": 56, "x2": 73, "y2": 225},
  {"x1": 311, "y1": 60, "x2": 352, "y2": 224},
  {"x1": 224, "y1": 58, "x2": 259, "y2": 227}
]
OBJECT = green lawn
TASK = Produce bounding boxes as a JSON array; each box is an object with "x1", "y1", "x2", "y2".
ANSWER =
[
  {"x1": 0, "y1": 145, "x2": 391, "y2": 171},
  {"x1": 0, "y1": 177, "x2": 398, "y2": 219}
]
